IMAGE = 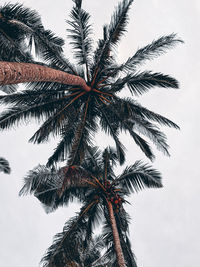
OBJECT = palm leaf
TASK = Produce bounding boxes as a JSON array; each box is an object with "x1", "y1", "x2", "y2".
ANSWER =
[
  {"x1": 92, "y1": 0, "x2": 133, "y2": 80},
  {"x1": 41, "y1": 214, "x2": 87, "y2": 266},
  {"x1": 41, "y1": 201, "x2": 99, "y2": 266},
  {"x1": 67, "y1": 0, "x2": 93, "y2": 71},
  {"x1": 29, "y1": 103, "x2": 79, "y2": 144},
  {"x1": 119, "y1": 33, "x2": 183, "y2": 72},
  {"x1": 110, "y1": 71, "x2": 179, "y2": 95},
  {"x1": 0, "y1": 4, "x2": 33, "y2": 62},
  {"x1": 46, "y1": 126, "x2": 76, "y2": 167},
  {"x1": 19, "y1": 164, "x2": 95, "y2": 212},
  {"x1": 115, "y1": 160, "x2": 162, "y2": 194},
  {"x1": 107, "y1": 0, "x2": 133, "y2": 47},
  {"x1": 0, "y1": 97, "x2": 69, "y2": 130},
  {"x1": 131, "y1": 117, "x2": 170, "y2": 156},
  {"x1": 67, "y1": 99, "x2": 97, "y2": 166},
  {"x1": 0, "y1": 88, "x2": 66, "y2": 106},
  {"x1": 0, "y1": 157, "x2": 11, "y2": 174},
  {"x1": 105, "y1": 103, "x2": 155, "y2": 160},
  {"x1": 113, "y1": 97, "x2": 180, "y2": 129},
  {"x1": 0, "y1": 3, "x2": 76, "y2": 73},
  {"x1": 96, "y1": 99, "x2": 125, "y2": 165},
  {"x1": 19, "y1": 165, "x2": 62, "y2": 211}
]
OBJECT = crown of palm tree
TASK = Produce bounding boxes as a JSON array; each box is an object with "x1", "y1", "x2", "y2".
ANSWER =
[
  {"x1": 0, "y1": 0, "x2": 182, "y2": 166},
  {"x1": 20, "y1": 146, "x2": 162, "y2": 266}
]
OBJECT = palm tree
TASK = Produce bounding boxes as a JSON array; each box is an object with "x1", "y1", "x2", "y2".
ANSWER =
[
  {"x1": 20, "y1": 147, "x2": 162, "y2": 267},
  {"x1": 0, "y1": 0, "x2": 182, "y2": 166},
  {"x1": 0, "y1": 157, "x2": 10, "y2": 173}
]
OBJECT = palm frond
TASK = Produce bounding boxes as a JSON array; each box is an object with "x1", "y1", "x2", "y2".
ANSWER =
[
  {"x1": 119, "y1": 33, "x2": 183, "y2": 72},
  {"x1": 129, "y1": 100, "x2": 180, "y2": 129},
  {"x1": 67, "y1": 0, "x2": 93, "y2": 71},
  {"x1": 19, "y1": 165, "x2": 62, "y2": 211},
  {"x1": 29, "y1": 103, "x2": 79, "y2": 144},
  {"x1": 41, "y1": 214, "x2": 87, "y2": 266},
  {"x1": 84, "y1": 197, "x2": 104, "y2": 241},
  {"x1": 113, "y1": 97, "x2": 180, "y2": 129},
  {"x1": 105, "y1": 103, "x2": 155, "y2": 160},
  {"x1": 0, "y1": 97, "x2": 69, "y2": 131},
  {"x1": 84, "y1": 145, "x2": 102, "y2": 168},
  {"x1": 46, "y1": 127, "x2": 76, "y2": 167},
  {"x1": 19, "y1": 164, "x2": 95, "y2": 212},
  {"x1": 106, "y1": 98, "x2": 170, "y2": 156},
  {"x1": 0, "y1": 3, "x2": 37, "y2": 61},
  {"x1": 91, "y1": 0, "x2": 133, "y2": 80},
  {"x1": 0, "y1": 31, "x2": 32, "y2": 62},
  {"x1": 131, "y1": 117, "x2": 170, "y2": 156},
  {"x1": 97, "y1": 99, "x2": 125, "y2": 165},
  {"x1": 41, "y1": 201, "x2": 99, "y2": 266},
  {"x1": 67, "y1": 100, "x2": 97, "y2": 166},
  {"x1": 0, "y1": 157, "x2": 11, "y2": 174},
  {"x1": 33, "y1": 28, "x2": 77, "y2": 73},
  {"x1": 0, "y1": 88, "x2": 66, "y2": 106},
  {"x1": 0, "y1": 3, "x2": 34, "y2": 62},
  {"x1": 102, "y1": 147, "x2": 118, "y2": 167},
  {"x1": 108, "y1": 0, "x2": 134, "y2": 45},
  {"x1": 0, "y1": 3, "x2": 76, "y2": 73},
  {"x1": 110, "y1": 71, "x2": 179, "y2": 95},
  {"x1": 126, "y1": 72, "x2": 179, "y2": 95},
  {"x1": 115, "y1": 160, "x2": 162, "y2": 194},
  {"x1": 46, "y1": 102, "x2": 98, "y2": 167},
  {"x1": 102, "y1": 147, "x2": 118, "y2": 182}
]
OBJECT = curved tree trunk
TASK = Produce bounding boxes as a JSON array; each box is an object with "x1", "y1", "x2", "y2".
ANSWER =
[
  {"x1": 107, "y1": 200, "x2": 126, "y2": 267},
  {"x1": 0, "y1": 61, "x2": 91, "y2": 92}
]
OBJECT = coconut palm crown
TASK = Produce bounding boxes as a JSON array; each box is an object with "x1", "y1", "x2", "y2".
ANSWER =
[
  {"x1": 20, "y1": 147, "x2": 162, "y2": 266},
  {"x1": 0, "y1": 0, "x2": 182, "y2": 166}
]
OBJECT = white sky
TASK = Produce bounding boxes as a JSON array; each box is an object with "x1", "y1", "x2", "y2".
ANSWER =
[{"x1": 0, "y1": 0, "x2": 199, "y2": 266}]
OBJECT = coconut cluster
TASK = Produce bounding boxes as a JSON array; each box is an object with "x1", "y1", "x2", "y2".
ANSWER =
[{"x1": 104, "y1": 181, "x2": 123, "y2": 213}]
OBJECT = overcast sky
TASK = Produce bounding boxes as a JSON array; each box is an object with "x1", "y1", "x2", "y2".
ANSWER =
[{"x1": 0, "y1": 0, "x2": 199, "y2": 266}]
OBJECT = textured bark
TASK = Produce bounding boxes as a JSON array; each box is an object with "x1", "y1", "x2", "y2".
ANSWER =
[
  {"x1": 107, "y1": 200, "x2": 126, "y2": 267},
  {"x1": 0, "y1": 61, "x2": 91, "y2": 92}
]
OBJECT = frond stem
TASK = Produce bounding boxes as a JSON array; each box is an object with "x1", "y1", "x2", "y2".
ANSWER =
[
  {"x1": 99, "y1": 95, "x2": 111, "y2": 104},
  {"x1": 56, "y1": 91, "x2": 86, "y2": 118},
  {"x1": 91, "y1": 175, "x2": 106, "y2": 192},
  {"x1": 96, "y1": 76, "x2": 109, "y2": 86},
  {"x1": 82, "y1": 179, "x2": 98, "y2": 188},
  {"x1": 91, "y1": 67, "x2": 99, "y2": 87},
  {"x1": 92, "y1": 88, "x2": 113, "y2": 97}
]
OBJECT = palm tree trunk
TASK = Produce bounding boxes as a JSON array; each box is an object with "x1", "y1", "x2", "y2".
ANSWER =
[
  {"x1": 0, "y1": 61, "x2": 91, "y2": 92},
  {"x1": 107, "y1": 200, "x2": 126, "y2": 267}
]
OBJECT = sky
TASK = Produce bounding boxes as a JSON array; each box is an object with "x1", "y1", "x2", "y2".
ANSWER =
[{"x1": 0, "y1": 0, "x2": 199, "y2": 266}]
